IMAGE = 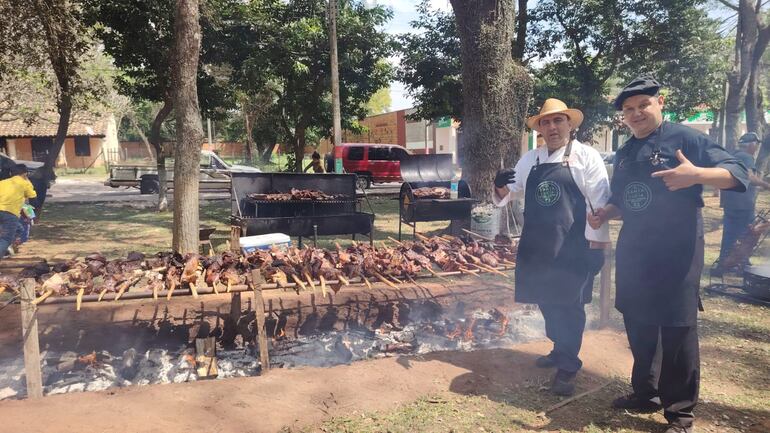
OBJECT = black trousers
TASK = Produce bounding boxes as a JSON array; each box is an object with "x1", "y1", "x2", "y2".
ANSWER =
[
  {"x1": 538, "y1": 303, "x2": 586, "y2": 373},
  {"x1": 623, "y1": 316, "x2": 700, "y2": 427}
]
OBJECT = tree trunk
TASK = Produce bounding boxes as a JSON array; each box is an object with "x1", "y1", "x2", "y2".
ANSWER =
[
  {"x1": 294, "y1": 125, "x2": 306, "y2": 172},
  {"x1": 150, "y1": 100, "x2": 173, "y2": 212},
  {"x1": 243, "y1": 105, "x2": 253, "y2": 163},
  {"x1": 128, "y1": 112, "x2": 156, "y2": 160},
  {"x1": 450, "y1": 0, "x2": 532, "y2": 201},
  {"x1": 724, "y1": 0, "x2": 760, "y2": 151},
  {"x1": 171, "y1": 0, "x2": 204, "y2": 254},
  {"x1": 745, "y1": 24, "x2": 770, "y2": 138},
  {"x1": 512, "y1": 0, "x2": 527, "y2": 62}
]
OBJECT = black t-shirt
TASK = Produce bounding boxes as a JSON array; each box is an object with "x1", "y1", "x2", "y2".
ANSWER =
[{"x1": 609, "y1": 122, "x2": 749, "y2": 208}]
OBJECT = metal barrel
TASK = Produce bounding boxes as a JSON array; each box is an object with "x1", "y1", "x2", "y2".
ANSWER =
[{"x1": 399, "y1": 154, "x2": 454, "y2": 183}]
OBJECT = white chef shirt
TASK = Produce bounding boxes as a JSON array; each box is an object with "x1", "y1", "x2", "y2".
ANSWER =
[{"x1": 493, "y1": 140, "x2": 611, "y2": 243}]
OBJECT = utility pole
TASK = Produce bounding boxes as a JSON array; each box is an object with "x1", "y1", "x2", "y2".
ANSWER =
[{"x1": 328, "y1": 0, "x2": 342, "y2": 165}]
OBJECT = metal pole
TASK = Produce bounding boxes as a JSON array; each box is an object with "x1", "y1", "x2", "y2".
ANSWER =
[
  {"x1": 207, "y1": 118, "x2": 213, "y2": 148},
  {"x1": 329, "y1": 0, "x2": 342, "y2": 151}
]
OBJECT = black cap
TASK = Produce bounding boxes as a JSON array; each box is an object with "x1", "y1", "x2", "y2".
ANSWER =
[
  {"x1": 738, "y1": 132, "x2": 760, "y2": 145},
  {"x1": 614, "y1": 75, "x2": 661, "y2": 110}
]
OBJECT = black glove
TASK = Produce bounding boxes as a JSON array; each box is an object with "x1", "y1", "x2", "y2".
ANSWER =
[{"x1": 494, "y1": 168, "x2": 516, "y2": 188}]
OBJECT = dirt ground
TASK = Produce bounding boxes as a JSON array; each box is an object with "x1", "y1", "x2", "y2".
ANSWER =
[{"x1": 0, "y1": 330, "x2": 631, "y2": 433}]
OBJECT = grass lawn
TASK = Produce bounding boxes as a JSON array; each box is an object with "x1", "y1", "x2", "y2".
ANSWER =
[{"x1": 18, "y1": 195, "x2": 450, "y2": 259}]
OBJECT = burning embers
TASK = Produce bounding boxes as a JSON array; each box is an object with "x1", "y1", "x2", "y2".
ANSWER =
[
  {"x1": 246, "y1": 188, "x2": 349, "y2": 202},
  {"x1": 3, "y1": 235, "x2": 518, "y2": 309}
]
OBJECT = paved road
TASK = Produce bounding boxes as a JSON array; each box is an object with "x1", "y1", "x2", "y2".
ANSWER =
[{"x1": 46, "y1": 178, "x2": 401, "y2": 203}]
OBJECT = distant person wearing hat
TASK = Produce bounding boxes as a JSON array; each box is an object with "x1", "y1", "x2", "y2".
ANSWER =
[
  {"x1": 715, "y1": 132, "x2": 770, "y2": 273},
  {"x1": 304, "y1": 151, "x2": 326, "y2": 173},
  {"x1": 588, "y1": 76, "x2": 749, "y2": 433},
  {"x1": 0, "y1": 164, "x2": 37, "y2": 258},
  {"x1": 493, "y1": 98, "x2": 610, "y2": 397}
]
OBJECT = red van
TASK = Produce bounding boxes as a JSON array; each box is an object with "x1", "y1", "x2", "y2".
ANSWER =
[{"x1": 333, "y1": 143, "x2": 410, "y2": 189}]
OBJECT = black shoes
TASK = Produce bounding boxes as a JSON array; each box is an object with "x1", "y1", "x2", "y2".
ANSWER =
[
  {"x1": 535, "y1": 353, "x2": 557, "y2": 368},
  {"x1": 612, "y1": 393, "x2": 662, "y2": 412},
  {"x1": 549, "y1": 369, "x2": 576, "y2": 396}
]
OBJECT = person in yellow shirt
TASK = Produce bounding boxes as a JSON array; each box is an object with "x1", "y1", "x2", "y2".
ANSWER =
[{"x1": 0, "y1": 164, "x2": 37, "y2": 257}]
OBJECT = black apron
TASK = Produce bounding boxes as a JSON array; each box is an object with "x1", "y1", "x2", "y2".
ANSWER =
[
  {"x1": 613, "y1": 126, "x2": 704, "y2": 326},
  {"x1": 515, "y1": 143, "x2": 604, "y2": 305}
]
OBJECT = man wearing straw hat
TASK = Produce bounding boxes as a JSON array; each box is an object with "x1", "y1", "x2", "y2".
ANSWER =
[{"x1": 493, "y1": 98, "x2": 610, "y2": 396}]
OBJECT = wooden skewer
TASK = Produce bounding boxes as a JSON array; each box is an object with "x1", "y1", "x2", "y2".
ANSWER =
[
  {"x1": 362, "y1": 276, "x2": 373, "y2": 289},
  {"x1": 502, "y1": 259, "x2": 516, "y2": 267},
  {"x1": 152, "y1": 283, "x2": 159, "y2": 300},
  {"x1": 114, "y1": 280, "x2": 130, "y2": 301},
  {"x1": 471, "y1": 263, "x2": 509, "y2": 278},
  {"x1": 32, "y1": 290, "x2": 53, "y2": 305},
  {"x1": 97, "y1": 288, "x2": 108, "y2": 302},
  {"x1": 337, "y1": 274, "x2": 350, "y2": 286},
  {"x1": 166, "y1": 280, "x2": 177, "y2": 300},
  {"x1": 459, "y1": 267, "x2": 482, "y2": 278},
  {"x1": 374, "y1": 272, "x2": 399, "y2": 289},
  {"x1": 226, "y1": 280, "x2": 232, "y2": 293},
  {"x1": 189, "y1": 281, "x2": 199, "y2": 299},
  {"x1": 414, "y1": 233, "x2": 431, "y2": 242},
  {"x1": 304, "y1": 272, "x2": 316, "y2": 291},
  {"x1": 319, "y1": 275, "x2": 328, "y2": 298},
  {"x1": 76, "y1": 288, "x2": 85, "y2": 311},
  {"x1": 425, "y1": 266, "x2": 453, "y2": 283},
  {"x1": 291, "y1": 274, "x2": 308, "y2": 291},
  {"x1": 461, "y1": 228, "x2": 495, "y2": 241},
  {"x1": 390, "y1": 275, "x2": 404, "y2": 284},
  {"x1": 212, "y1": 281, "x2": 220, "y2": 295}
]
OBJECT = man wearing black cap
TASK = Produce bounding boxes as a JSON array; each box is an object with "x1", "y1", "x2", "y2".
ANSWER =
[
  {"x1": 715, "y1": 132, "x2": 770, "y2": 273},
  {"x1": 587, "y1": 76, "x2": 749, "y2": 433}
]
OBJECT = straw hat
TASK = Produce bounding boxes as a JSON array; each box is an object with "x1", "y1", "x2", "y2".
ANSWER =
[{"x1": 526, "y1": 98, "x2": 584, "y2": 131}]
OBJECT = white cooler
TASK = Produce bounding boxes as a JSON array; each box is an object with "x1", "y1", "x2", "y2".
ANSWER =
[{"x1": 240, "y1": 233, "x2": 291, "y2": 253}]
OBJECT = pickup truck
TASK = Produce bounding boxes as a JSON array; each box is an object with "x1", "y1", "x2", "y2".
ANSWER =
[{"x1": 105, "y1": 150, "x2": 261, "y2": 194}]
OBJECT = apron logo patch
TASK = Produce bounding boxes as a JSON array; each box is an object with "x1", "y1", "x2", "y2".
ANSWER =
[
  {"x1": 624, "y1": 181, "x2": 652, "y2": 211},
  {"x1": 535, "y1": 180, "x2": 561, "y2": 207}
]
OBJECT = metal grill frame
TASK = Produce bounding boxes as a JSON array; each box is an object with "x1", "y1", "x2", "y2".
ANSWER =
[{"x1": 231, "y1": 172, "x2": 374, "y2": 246}]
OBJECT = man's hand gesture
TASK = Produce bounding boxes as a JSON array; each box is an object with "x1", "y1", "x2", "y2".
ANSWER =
[{"x1": 651, "y1": 150, "x2": 702, "y2": 191}]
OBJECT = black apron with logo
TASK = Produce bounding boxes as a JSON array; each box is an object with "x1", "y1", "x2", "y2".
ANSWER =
[
  {"x1": 515, "y1": 144, "x2": 604, "y2": 305},
  {"x1": 613, "y1": 126, "x2": 704, "y2": 326}
]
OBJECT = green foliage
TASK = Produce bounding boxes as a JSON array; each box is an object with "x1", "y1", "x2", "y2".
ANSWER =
[
  {"x1": 398, "y1": 1, "x2": 730, "y2": 141},
  {"x1": 118, "y1": 100, "x2": 175, "y2": 142},
  {"x1": 84, "y1": 0, "x2": 251, "y2": 121},
  {"x1": 529, "y1": 0, "x2": 725, "y2": 140},
  {"x1": 366, "y1": 86, "x2": 392, "y2": 115},
  {"x1": 238, "y1": 0, "x2": 394, "y2": 171},
  {"x1": 618, "y1": 5, "x2": 731, "y2": 121},
  {"x1": 395, "y1": 0, "x2": 462, "y2": 120}
]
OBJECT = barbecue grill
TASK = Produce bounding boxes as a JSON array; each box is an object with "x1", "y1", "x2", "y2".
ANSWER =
[
  {"x1": 231, "y1": 172, "x2": 374, "y2": 246},
  {"x1": 398, "y1": 154, "x2": 475, "y2": 240}
]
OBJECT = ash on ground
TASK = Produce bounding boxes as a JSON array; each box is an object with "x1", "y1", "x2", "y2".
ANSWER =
[{"x1": 0, "y1": 305, "x2": 601, "y2": 400}]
